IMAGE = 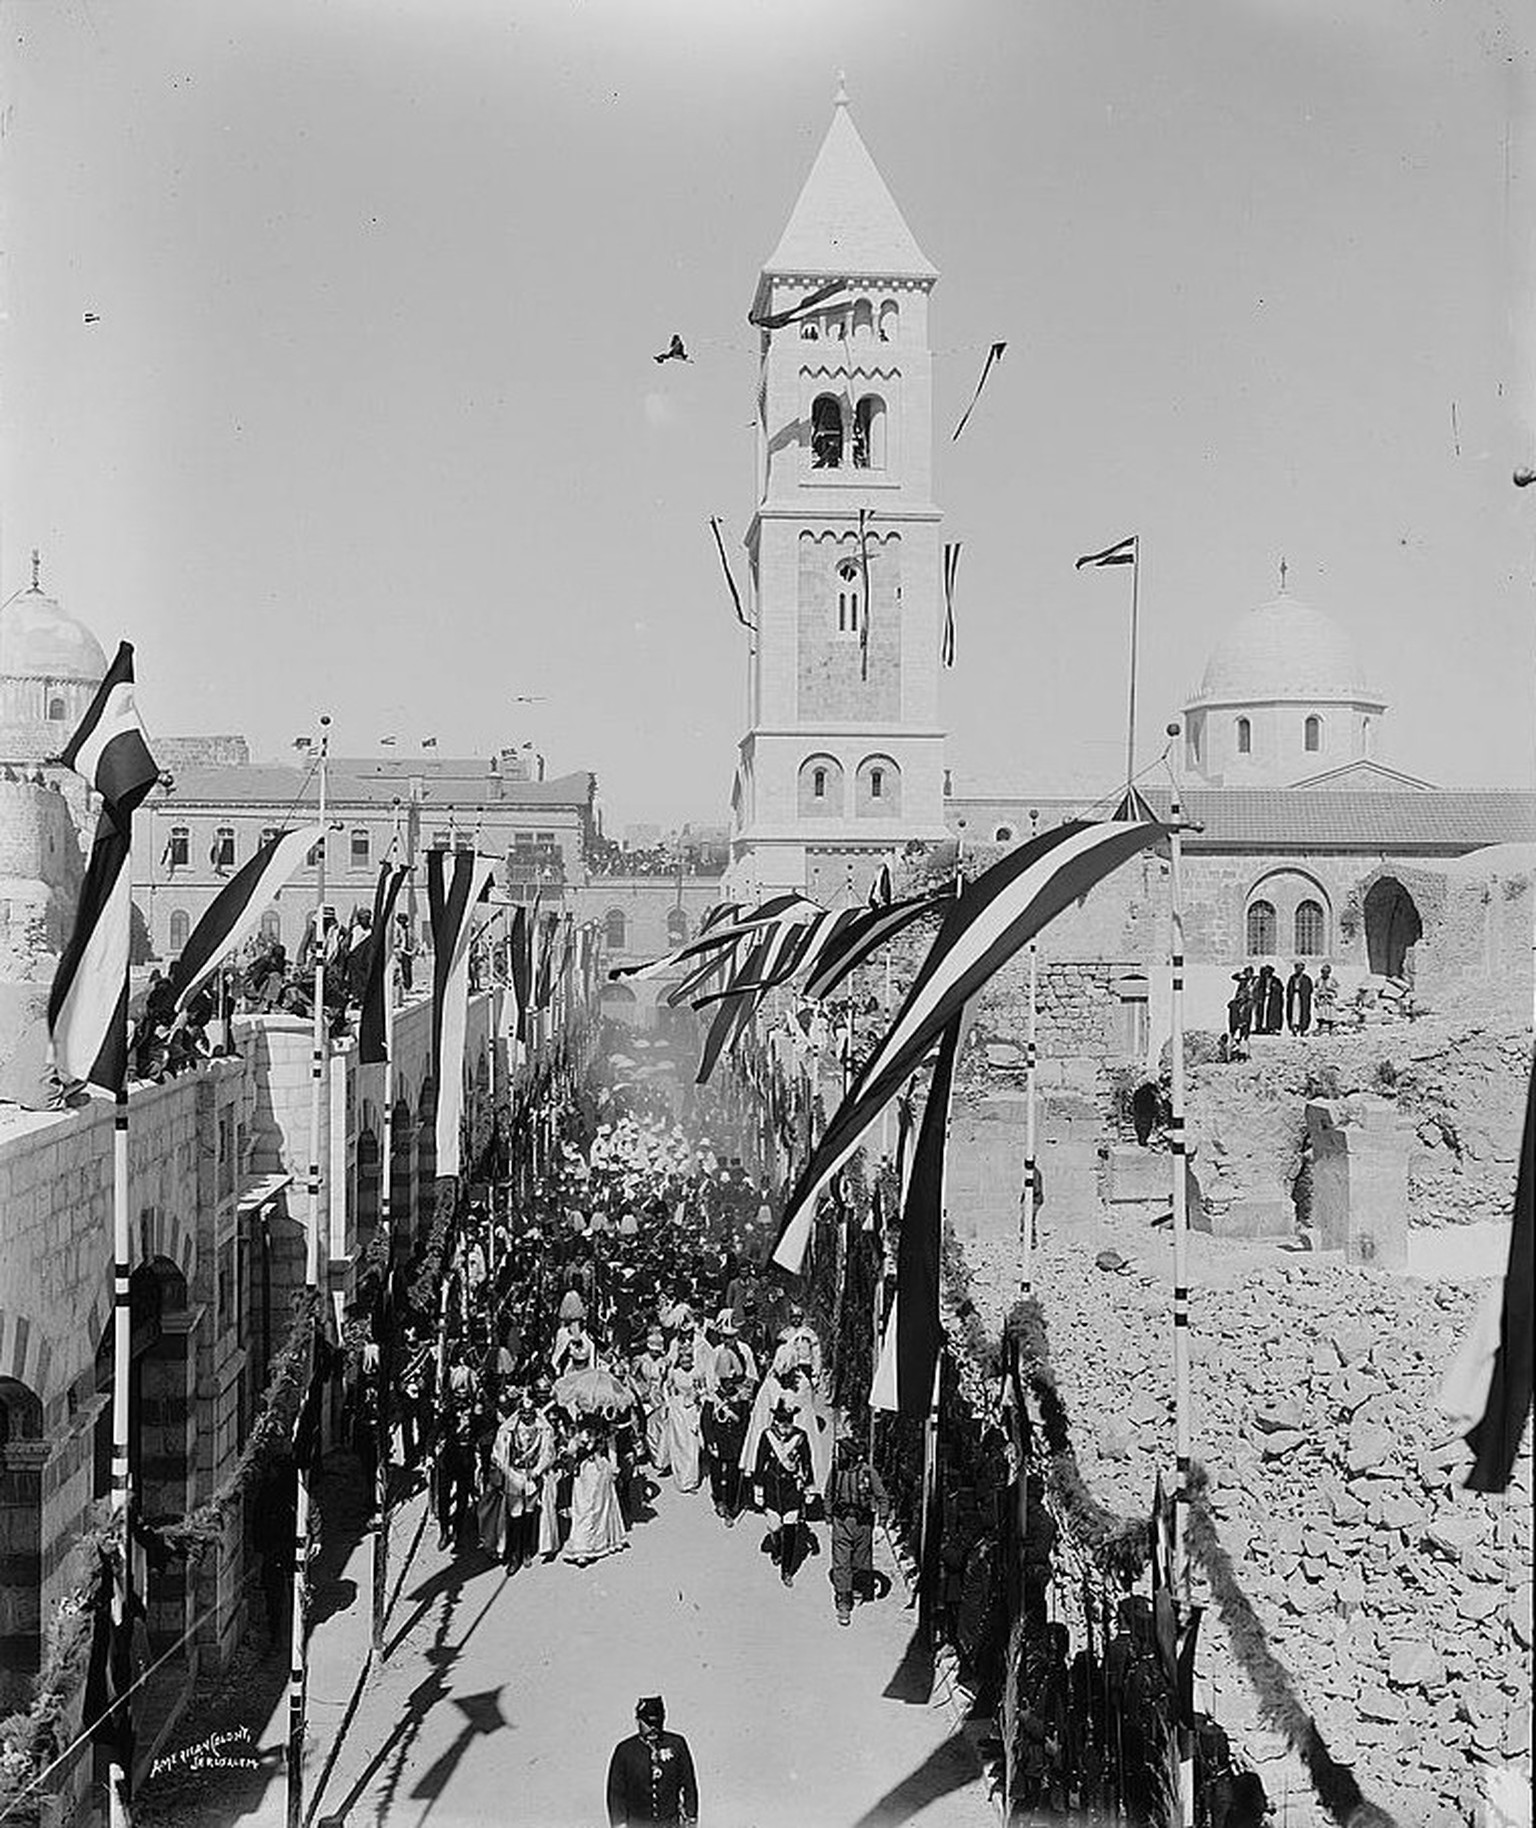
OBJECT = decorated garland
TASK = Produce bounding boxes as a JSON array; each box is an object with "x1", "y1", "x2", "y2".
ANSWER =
[
  {"x1": 1005, "y1": 1297, "x2": 1151, "y2": 1583},
  {"x1": 1186, "y1": 1465, "x2": 1398, "y2": 1828}
]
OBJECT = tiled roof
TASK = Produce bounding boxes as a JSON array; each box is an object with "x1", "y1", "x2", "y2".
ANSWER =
[
  {"x1": 949, "y1": 787, "x2": 1536, "y2": 852},
  {"x1": 160, "y1": 762, "x2": 594, "y2": 810},
  {"x1": 763, "y1": 99, "x2": 936, "y2": 280}
]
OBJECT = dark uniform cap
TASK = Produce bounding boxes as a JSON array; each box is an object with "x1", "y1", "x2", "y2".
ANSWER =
[{"x1": 636, "y1": 1695, "x2": 665, "y2": 1723}]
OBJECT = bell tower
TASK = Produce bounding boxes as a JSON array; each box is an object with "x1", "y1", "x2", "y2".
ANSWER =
[{"x1": 728, "y1": 83, "x2": 949, "y2": 903}]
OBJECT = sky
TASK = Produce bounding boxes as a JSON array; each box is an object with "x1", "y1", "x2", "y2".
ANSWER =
[{"x1": 2, "y1": 0, "x2": 1533, "y2": 827}]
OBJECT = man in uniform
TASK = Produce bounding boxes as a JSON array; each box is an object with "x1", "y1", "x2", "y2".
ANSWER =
[
  {"x1": 605, "y1": 1695, "x2": 699, "y2": 1827},
  {"x1": 826, "y1": 1421, "x2": 888, "y2": 1625}
]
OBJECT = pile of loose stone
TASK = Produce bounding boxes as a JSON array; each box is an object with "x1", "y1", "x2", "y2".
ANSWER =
[{"x1": 960, "y1": 1227, "x2": 1532, "y2": 1828}]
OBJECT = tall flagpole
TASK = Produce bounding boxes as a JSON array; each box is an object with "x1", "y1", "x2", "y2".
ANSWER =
[
  {"x1": 1125, "y1": 536, "x2": 1141, "y2": 796},
  {"x1": 287, "y1": 715, "x2": 329, "y2": 1828},
  {"x1": 372, "y1": 896, "x2": 397, "y2": 1654},
  {"x1": 1166, "y1": 722, "x2": 1194, "y2": 1828},
  {"x1": 1021, "y1": 810, "x2": 1040, "y2": 1299},
  {"x1": 109, "y1": 967, "x2": 133, "y2": 1827}
]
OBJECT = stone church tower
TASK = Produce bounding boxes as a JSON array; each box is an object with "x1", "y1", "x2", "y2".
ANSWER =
[{"x1": 728, "y1": 86, "x2": 950, "y2": 902}]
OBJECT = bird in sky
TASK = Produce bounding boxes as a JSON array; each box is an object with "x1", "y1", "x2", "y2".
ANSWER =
[{"x1": 654, "y1": 334, "x2": 688, "y2": 364}]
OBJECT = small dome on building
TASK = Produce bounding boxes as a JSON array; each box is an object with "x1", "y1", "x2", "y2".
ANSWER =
[
  {"x1": 0, "y1": 585, "x2": 108, "y2": 684},
  {"x1": 1190, "y1": 591, "x2": 1381, "y2": 707}
]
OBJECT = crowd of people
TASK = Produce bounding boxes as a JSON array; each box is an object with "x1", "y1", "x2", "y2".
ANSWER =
[{"x1": 370, "y1": 1100, "x2": 891, "y2": 1627}]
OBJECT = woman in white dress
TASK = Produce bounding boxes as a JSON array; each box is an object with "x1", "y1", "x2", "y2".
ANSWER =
[
  {"x1": 563, "y1": 1421, "x2": 629, "y2": 1566},
  {"x1": 631, "y1": 1328, "x2": 671, "y2": 1473},
  {"x1": 661, "y1": 1344, "x2": 705, "y2": 1493}
]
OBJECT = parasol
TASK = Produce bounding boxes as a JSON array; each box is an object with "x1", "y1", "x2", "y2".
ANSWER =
[{"x1": 554, "y1": 1363, "x2": 635, "y2": 1417}]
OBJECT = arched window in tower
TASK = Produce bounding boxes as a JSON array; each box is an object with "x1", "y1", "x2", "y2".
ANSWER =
[
  {"x1": 852, "y1": 298, "x2": 874, "y2": 339},
  {"x1": 799, "y1": 755, "x2": 844, "y2": 816},
  {"x1": 1187, "y1": 722, "x2": 1201, "y2": 769},
  {"x1": 47, "y1": 696, "x2": 67, "y2": 721},
  {"x1": 812, "y1": 767, "x2": 827, "y2": 800},
  {"x1": 835, "y1": 559, "x2": 862, "y2": 636},
  {"x1": 799, "y1": 319, "x2": 819, "y2": 340},
  {"x1": 878, "y1": 300, "x2": 898, "y2": 343},
  {"x1": 1294, "y1": 900, "x2": 1325, "y2": 956},
  {"x1": 855, "y1": 755, "x2": 900, "y2": 817},
  {"x1": 1362, "y1": 717, "x2": 1373, "y2": 755},
  {"x1": 1236, "y1": 716, "x2": 1252, "y2": 756},
  {"x1": 852, "y1": 396, "x2": 887, "y2": 470},
  {"x1": 870, "y1": 768, "x2": 884, "y2": 799},
  {"x1": 1304, "y1": 714, "x2": 1322, "y2": 753},
  {"x1": 811, "y1": 395, "x2": 844, "y2": 469},
  {"x1": 168, "y1": 909, "x2": 191, "y2": 955},
  {"x1": 604, "y1": 908, "x2": 627, "y2": 951},
  {"x1": 1245, "y1": 899, "x2": 1277, "y2": 956},
  {"x1": 994, "y1": 826, "x2": 1014, "y2": 844}
]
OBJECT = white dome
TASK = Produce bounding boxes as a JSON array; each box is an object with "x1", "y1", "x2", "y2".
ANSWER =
[
  {"x1": 0, "y1": 588, "x2": 108, "y2": 684},
  {"x1": 1190, "y1": 592, "x2": 1381, "y2": 707}
]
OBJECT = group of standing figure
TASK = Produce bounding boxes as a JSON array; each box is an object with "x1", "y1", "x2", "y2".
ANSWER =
[{"x1": 1227, "y1": 959, "x2": 1337, "y2": 1054}]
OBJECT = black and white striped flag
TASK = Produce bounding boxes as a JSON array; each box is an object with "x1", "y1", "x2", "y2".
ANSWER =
[
  {"x1": 48, "y1": 643, "x2": 162, "y2": 1091},
  {"x1": 167, "y1": 825, "x2": 323, "y2": 1016},
  {"x1": 870, "y1": 1013, "x2": 961, "y2": 1416},
  {"x1": 428, "y1": 848, "x2": 497, "y2": 1177},
  {"x1": 358, "y1": 862, "x2": 409, "y2": 1065},
  {"x1": 941, "y1": 543, "x2": 960, "y2": 668},
  {"x1": 1075, "y1": 534, "x2": 1137, "y2": 570},
  {"x1": 57, "y1": 641, "x2": 159, "y2": 816},
  {"x1": 800, "y1": 892, "x2": 942, "y2": 1004},
  {"x1": 772, "y1": 818, "x2": 1167, "y2": 1273}
]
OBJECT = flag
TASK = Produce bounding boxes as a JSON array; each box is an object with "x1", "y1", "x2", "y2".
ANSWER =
[
  {"x1": 57, "y1": 641, "x2": 159, "y2": 815},
  {"x1": 379, "y1": 735, "x2": 398, "y2": 748},
  {"x1": 695, "y1": 936, "x2": 771, "y2": 1084},
  {"x1": 427, "y1": 848, "x2": 497, "y2": 1177},
  {"x1": 167, "y1": 825, "x2": 324, "y2": 1015},
  {"x1": 293, "y1": 735, "x2": 314, "y2": 752},
  {"x1": 749, "y1": 276, "x2": 849, "y2": 331},
  {"x1": 1075, "y1": 534, "x2": 1137, "y2": 569},
  {"x1": 358, "y1": 862, "x2": 409, "y2": 1065},
  {"x1": 48, "y1": 808, "x2": 136, "y2": 1091},
  {"x1": 870, "y1": 860, "x2": 894, "y2": 908},
  {"x1": 509, "y1": 905, "x2": 532, "y2": 1040},
  {"x1": 609, "y1": 894, "x2": 818, "y2": 981},
  {"x1": 82, "y1": 1550, "x2": 136, "y2": 1770},
  {"x1": 709, "y1": 516, "x2": 754, "y2": 632},
  {"x1": 1114, "y1": 783, "x2": 1159, "y2": 823},
  {"x1": 1443, "y1": 1056, "x2": 1534, "y2": 1493},
  {"x1": 941, "y1": 542, "x2": 961, "y2": 667},
  {"x1": 871, "y1": 1014, "x2": 960, "y2": 1415},
  {"x1": 422, "y1": 736, "x2": 439, "y2": 749},
  {"x1": 1150, "y1": 1470, "x2": 1176, "y2": 1595},
  {"x1": 772, "y1": 819, "x2": 1167, "y2": 1273},
  {"x1": 951, "y1": 341, "x2": 1006, "y2": 443},
  {"x1": 800, "y1": 892, "x2": 942, "y2": 1003}
]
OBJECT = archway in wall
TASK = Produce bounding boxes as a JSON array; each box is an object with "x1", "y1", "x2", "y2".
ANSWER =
[
  {"x1": 391, "y1": 1099, "x2": 415, "y2": 1245},
  {"x1": 0, "y1": 1376, "x2": 44, "y2": 1711},
  {"x1": 127, "y1": 1259, "x2": 192, "y2": 1657},
  {"x1": 1364, "y1": 878, "x2": 1422, "y2": 979},
  {"x1": 600, "y1": 982, "x2": 639, "y2": 1028}
]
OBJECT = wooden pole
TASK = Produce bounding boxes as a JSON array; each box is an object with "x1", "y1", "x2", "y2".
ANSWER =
[
  {"x1": 287, "y1": 715, "x2": 329, "y2": 1828},
  {"x1": 108, "y1": 1070, "x2": 132, "y2": 1828},
  {"x1": 371, "y1": 940, "x2": 396, "y2": 1654},
  {"x1": 1125, "y1": 536, "x2": 1142, "y2": 797},
  {"x1": 1166, "y1": 722, "x2": 1194, "y2": 1828}
]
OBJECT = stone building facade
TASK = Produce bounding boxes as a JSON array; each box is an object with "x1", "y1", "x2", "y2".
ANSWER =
[{"x1": 0, "y1": 985, "x2": 502, "y2": 1822}]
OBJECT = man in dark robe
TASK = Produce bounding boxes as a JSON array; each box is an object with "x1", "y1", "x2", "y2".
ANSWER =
[
  {"x1": 606, "y1": 1695, "x2": 699, "y2": 1827},
  {"x1": 1286, "y1": 961, "x2": 1314, "y2": 1036}
]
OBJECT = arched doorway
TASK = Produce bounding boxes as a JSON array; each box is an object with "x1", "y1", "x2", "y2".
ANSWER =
[
  {"x1": 0, "y1": 1376, "x2": 44, "y2": 1712},
  {"x1": 1364, "y1": 878, "x2": 1422, "y2": 979}
]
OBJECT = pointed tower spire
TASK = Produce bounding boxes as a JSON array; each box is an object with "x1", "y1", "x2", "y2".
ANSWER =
[
  {"x1": 29, "y1": 548, "x2": 41, "y2": 593},
  {"x1": 834, "y1": 70, "x2": 849, "y2": 108}
]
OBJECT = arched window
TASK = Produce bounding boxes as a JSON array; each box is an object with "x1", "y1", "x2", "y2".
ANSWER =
[
  {"x1": 994, "y1": 826, "x2": 1014, "y2": 843},
  {"x1": 1187, "y1": 722, "x2": 1201, "y2": 769},
  {"x1": 1304, "y1": 715, "x2": 1322, "y2": 753},
  {"x1": 856, "y1": 755, "x2": 900, "y2": 817},
  {"x1": 1362, "y1": 716, "x2": 1372, "y2": 755},
  {"x1": 811, "y1": 395, "x2": 843, "y2": 469},
  {"x1": 666, "y1": 906, "x2": 689, "y2": 945},
  {"x1": 167, "y1": 826, "x2": 189, "y2": 869},
  {"x1": 351, "y1": 829, "x2": 371, "y2": 869},
  {"x1": 259, "y1": 908, "x2": 282, "y2": 942},
  {"x1": 1294, "y1": 900, "x2": 1325, "y2": 955},
  {"x1": 1246, "y1": 899, "x2": 1277, "y2": 956},
  {"x1": 212, "y1": 826, "x2": 236, "y2": 870},
  {"x1": 1236, "y1": 717, "x2": 1252, "y2": 755},
  {"x1": 799, "y1": 319, "x2": 818, "y2": 341},
  {"x1": 835, "y1": 558, "x2": 861, "y2": 635},
  {"x1": 47, "y1": 696, "x2": 67, "y2": 721},
  {"x1": 168, "y1": 909, "x2": 191, "y2": 954},
  {"x1": 812, "y1": 767, "x2": 827, "y2": 800},
  {"x1": 603, "y1": 908, "x2": 627, "y2": 950},
  {"x1": 852, "y1": 396, "x2": 887, "y2": 470},
  {"x1": 799, "y1": 755, "x2": 843, "y2": 816},
  {"x1": 829, "y1": 313, "x2": 847, "y2": 341},
  {"x1": 852, "y1": 298, "x2": 874, "y2": 339},
  {"x1": 877, "y1": 300, "x2": 898, "y2": 343},
  {"x1": 870, "y1": 768, "x2": 884, "y2": 800}
]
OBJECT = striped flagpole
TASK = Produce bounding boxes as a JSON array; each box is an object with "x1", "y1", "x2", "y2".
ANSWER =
[
  {"x1": 288, "y1": 715, "x2": 329, "y2": 1828},
  {"x1": 1021, "y1": 810, "x2": 1041, "y2": 1295},
  {"x1": 1125, "y1": 536, "x2": 1141, "y2": 798},
  {"x1": 1166, "y1": 722, "x2": 1195, "y2": 1828},
  {"x1": 371, "y1": 915, "x2": 396, "y2": 1655},
  {"x1": 109, "y1": 1056, "x2": 132, "y2": 1826}
]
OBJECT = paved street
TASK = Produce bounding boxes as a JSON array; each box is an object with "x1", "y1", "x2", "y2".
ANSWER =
[{"x1": 278, "y1": 1464, "x2": 992, "y2": 1828}]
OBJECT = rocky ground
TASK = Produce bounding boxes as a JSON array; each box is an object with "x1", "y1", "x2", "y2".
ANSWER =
[{"x1": 959, "y1": 1211, "x2": 1532, "y2": 1828}]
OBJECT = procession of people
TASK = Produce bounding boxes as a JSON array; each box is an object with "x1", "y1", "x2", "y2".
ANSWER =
[{"x1": 372, "y1": 1092, "x2": 889, "y2": 1627}]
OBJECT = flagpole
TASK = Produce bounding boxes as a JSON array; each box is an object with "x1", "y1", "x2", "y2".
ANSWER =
[
  {"x1": 371, "y1": 929, "x2": 396, "y2": 1655},
  {"x1": 109, "y1": 1052, "x2": 132, "y2": 1827},
  {"x1": 1167, "y1": 722, "x2": 1195, "y2": 1828},
  {"x1": 1125, "y1": 536, "x2": 1141, "y2": 796},
  {"x1": 1020, "y1": 811, "x2": 1041, "y2": 1298},
  {"x1": 288, "y1": 714, "x2": 329, "y2": 1828}
]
